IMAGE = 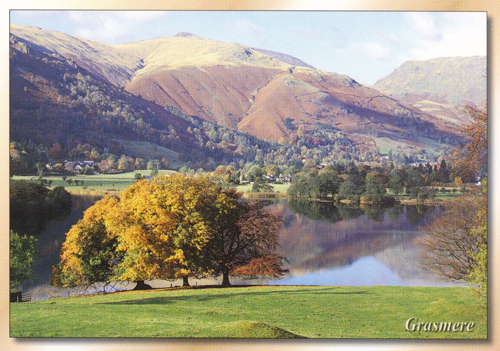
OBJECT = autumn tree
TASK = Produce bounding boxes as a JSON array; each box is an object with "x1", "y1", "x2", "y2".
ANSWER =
[
  {"x1": 48, "y1": 143, "x2": 62, "y2": 159},
  {"x1": 419, "y1": 105, "x2": 487, "y2": 303},
  {"x1": 52, "y1": 174, "x2": 284, "y2": 289},
  {"x1": 264, "y1": 164, "x2": 280, "y2": 178},
  {"x1": 160, "y1": 157, "x2": 170, "y2": 170},
  {"x1": 452, "y1": 105, "x2": 487, "y2": 176},
  {"x1": 118, "y1": 155, "x2": 131, "y2": 170},
  {"x1": 51, "y1": 197, "x2": 122, "y2": 292},
  {"x1": 134, "y1": 157, "x2": 146, "y2": 170},
  {"x1": 107, "y1": 155, "x2": 117, "y2": 170},
  {"x1": 231, "y1": 255, "x2": 283, "y2": 278},
  {"x1": 418, "y1": 193, "x2": 486, "y2": 281},
  {"x1": 204, "y1": 191, "x2": 283, "y2": 286},
  {"x1": 467, "y1": 199, "x2": 487, "y2": 305},
  {"x1": 112, "y1": 175, "x2": 231, "y2": 287},
  {"x1": 89, "y1": 148, "x2": 100, "y2": 161},
  {"x1": 116, "y1": 177, "x2": 283, "y2": 287}
]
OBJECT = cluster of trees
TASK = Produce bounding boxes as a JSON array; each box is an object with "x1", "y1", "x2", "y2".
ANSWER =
[
  {"x1": 10, "y1": 181, "x2": 72, "y2": 237},
  {"x1": 10, "y1": 139, "x2": 177, "y2": 177},
  {"x1": 9, "y1": 181, "x2": 72, "y2": 292},
  {"x1": 285, "y1": 160, "x2": 459, "y2": 203},
  {"x1": 51, "y1": 174, "x2": 283, "y2": 291},
  {"x1": 55, "y1": 156, "x2": 170, "y2": 176},
  {"x1": 287, "y1": 169, "x2": 342, "y2": 200},
  {"x1": 10, "y1": 231, "x2": 38, "y2": 293},
  {"x1": 9, "y1": 140, "x2": 49, "y2": 176}
]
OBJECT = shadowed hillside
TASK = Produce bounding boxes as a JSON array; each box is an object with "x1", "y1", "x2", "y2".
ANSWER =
[{"x1": 10, "y1": 23, "x2": 476, "y2": 166}]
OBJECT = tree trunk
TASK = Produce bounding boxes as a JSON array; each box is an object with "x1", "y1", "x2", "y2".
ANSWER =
[
  {"x1": 221, "y1": 270, "x2": 231, "y2": 286},
  {"x1": 182, "y1": 276, "x2": 190, "y2": 287},
  {"x1": 133, "y1": 280, "x2": 152, "y2": 290}
]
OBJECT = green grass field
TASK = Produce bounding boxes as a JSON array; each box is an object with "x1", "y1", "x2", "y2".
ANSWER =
[
  {"x1": 11, "y1": 170, "x2": 177, "y2": 193},
  {"x1": 235, "y1": 183, "x2": 290, "y2": 194},
  {"x1": 10, "y1": 285, "x2": 486, "y2": 339},
  {"x1": 12, "y1": 174, "x2": 291, "y2": 196}
]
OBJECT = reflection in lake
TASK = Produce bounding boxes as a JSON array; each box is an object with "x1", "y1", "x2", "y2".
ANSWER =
[
  {"x1": 22, "y1": 196, "x2": 456, "y2": 300},
  {"x1": 268, "y1": 200, "x2": 456, "y2": 287},
  {"x1": 273, "y1": 256, "x2": 403, "y2": 286}
]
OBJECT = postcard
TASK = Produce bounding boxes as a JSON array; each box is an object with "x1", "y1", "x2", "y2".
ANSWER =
[{"x1": 5, "y1": 4, "x2": 495, "y2": 351}]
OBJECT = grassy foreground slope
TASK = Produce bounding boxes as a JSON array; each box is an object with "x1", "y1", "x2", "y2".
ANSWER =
[{"x1": 10, "y1": 285, "x2": 486, "y2": 338}]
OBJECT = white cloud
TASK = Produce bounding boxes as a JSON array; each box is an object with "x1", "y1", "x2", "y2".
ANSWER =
[
  {"x1": 115, "y1": 11, "x2": 168, "y2": 22},
  {"x1": 67, "y1": 11, "x2": 170, "y2": 44},
  {"x1": 67, "y1": 11, "x2": 87, "y2": 24},
  {"x1": 293, "y1": 27, "x2": 326, "y2": 41},
  {"x1": 339, "y1": 41, "x2": 392, "y2": 63},
  {"x1": 226, "y1": 19, "x2": 268, "y2": 47},
  {"x1": 326, "y1": 26, "x2": 349, "y2": 50},
  {"x1": 12, "y1": 10, "x2": 45, "y2": 20},
  {"x1": 230, "y1": 20, "x2": 265, "y2": 37},
  {"x1": 404, "y1": 12, "x2": 443, "y2": 41},
  {"x1": 408, "y1": 12, "x2": 487, "y2": 60},
  {"x1": 361, "y1": 42, "x2": 392, "y2": 61}
]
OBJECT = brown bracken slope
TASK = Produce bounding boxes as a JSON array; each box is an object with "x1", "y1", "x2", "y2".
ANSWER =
[{"x1": 11, "y1": 24, "x2": 466, "y2": 152}]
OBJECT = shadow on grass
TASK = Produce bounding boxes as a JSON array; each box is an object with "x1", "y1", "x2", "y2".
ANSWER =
[{"x1": 98, "y1": 285, "x2": 373, "y2": 306}]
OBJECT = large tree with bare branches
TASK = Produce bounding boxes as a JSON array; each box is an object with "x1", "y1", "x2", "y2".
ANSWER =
[
  {"x1": 419, "y1": 104, "x2": 487, "y2": 303},
  {"x1": 418, "y1": 193, "x2": 486, "y2": 281}
]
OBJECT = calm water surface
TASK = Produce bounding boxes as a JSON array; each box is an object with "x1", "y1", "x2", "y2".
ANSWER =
[
  {"x1": 21, "y1": 196, "x2": 457, "y2": 300},
  {"x1": 268, "y1": 200, "x2": 457, "y2": 287}
]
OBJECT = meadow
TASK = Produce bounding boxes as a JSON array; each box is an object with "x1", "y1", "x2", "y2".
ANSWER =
[
  {"x1": 11, "y1": 172, "x2": 292, "y2": 196},
  {"x1": 11, "y1": 170, "x2": 176, "y2": 194},
  {"x1": 10, "y1": 285, "x2": 486, "y2": 339}
]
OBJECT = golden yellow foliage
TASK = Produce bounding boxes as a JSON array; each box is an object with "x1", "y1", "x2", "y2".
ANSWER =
[
  {"x1": 52, "y1": 174, "x2": 283, "y2": 289},
  {"x1": 112, "y1": 174, "x2": 234, "y2": 282},
  {"x1": 52, "y1": 196, "x2": 120, "y2": 288}
]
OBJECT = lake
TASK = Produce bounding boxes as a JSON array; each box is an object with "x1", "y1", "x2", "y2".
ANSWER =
[
  {"x1": 21, "y1": 196, "x2": 459, "y2": 300},
  {"x1": 267, "y1": 200, "x2": 458, "y2": 287}
]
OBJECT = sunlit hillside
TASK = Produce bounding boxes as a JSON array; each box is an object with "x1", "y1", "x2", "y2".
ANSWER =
[
  {"x1": 11, "y1": 23, "x2": 483, "y2": 166},
  {"x1": 373, "y1": 56, "x2": 486, "y2": 124}
]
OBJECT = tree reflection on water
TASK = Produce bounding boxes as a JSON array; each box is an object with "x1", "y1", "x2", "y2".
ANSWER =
[
  {"x1": 286, "y1": 199, "x2": 435, "y2": 225},
  {"x1": 270, "y1": 200, "x2": 450, "y2": 286}
]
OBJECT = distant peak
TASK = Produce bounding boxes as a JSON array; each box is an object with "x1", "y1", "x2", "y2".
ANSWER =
[{"x1": 174, "y1": 32, "x2": 197, "y2": 38}]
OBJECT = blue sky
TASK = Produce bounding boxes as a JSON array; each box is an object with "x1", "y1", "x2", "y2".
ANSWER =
[{"x1": 10, "y1": 11, "x2": 486, "y2": 85}]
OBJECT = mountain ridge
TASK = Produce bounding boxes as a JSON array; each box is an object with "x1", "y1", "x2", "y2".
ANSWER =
[
  {"x1": 372, "y1": 56, "x2": 486, "y2": 125},
  {"x1": 10, "y1": 23, "x2": 478, "y2": 167}
]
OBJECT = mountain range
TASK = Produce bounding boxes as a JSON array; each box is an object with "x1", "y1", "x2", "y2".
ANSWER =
[
  {"x1": 373, "y1": 56, "x2": 486, "y2": 125},
  {"x1": 10, "y1": 24, "x2": 486, "y2": 167}
]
